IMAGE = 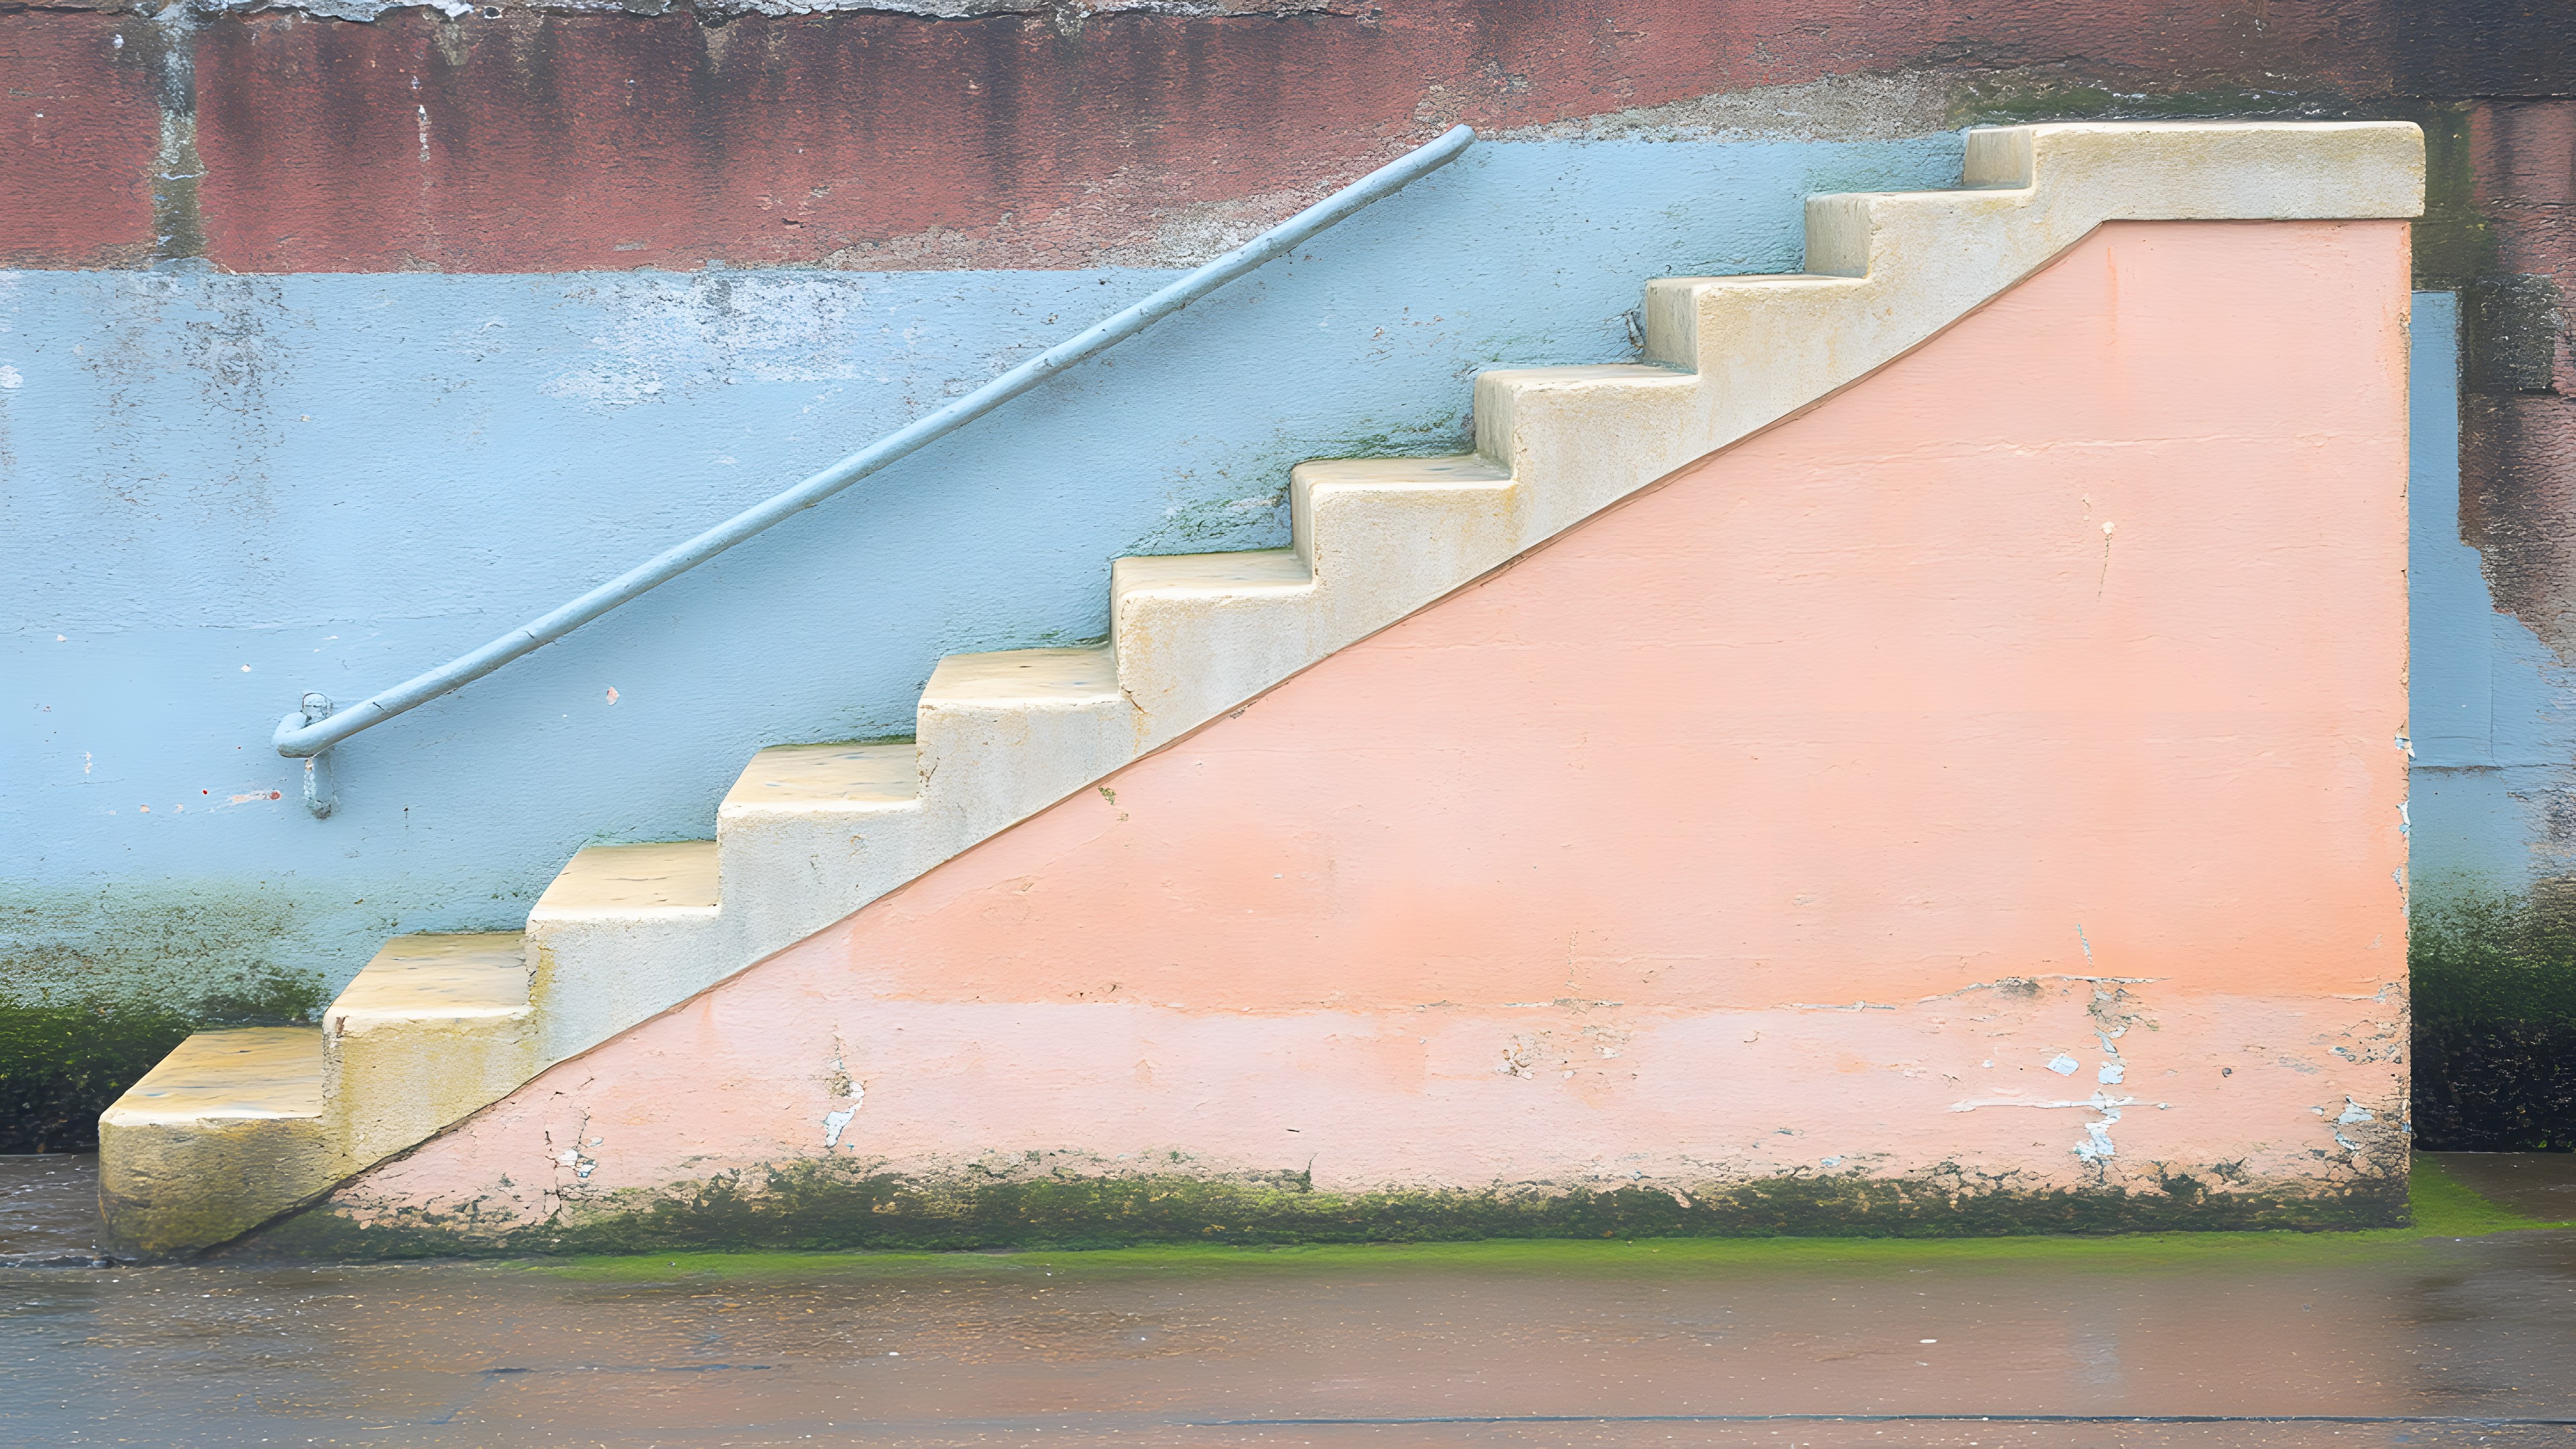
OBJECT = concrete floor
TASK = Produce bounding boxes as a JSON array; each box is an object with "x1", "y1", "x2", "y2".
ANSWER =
[{"x1": 3, "y1": 1154, "x2": 2571, "y2": 1447}]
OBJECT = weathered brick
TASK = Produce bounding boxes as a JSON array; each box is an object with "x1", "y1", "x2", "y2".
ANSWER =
[{"x1": 0, "y1": 13, "x2": 161, "y2": 268}]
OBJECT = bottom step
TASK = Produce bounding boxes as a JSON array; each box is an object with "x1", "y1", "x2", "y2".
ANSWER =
[{"x1": 97, "y1": 1027, "x2": 341, "y2": 1257}]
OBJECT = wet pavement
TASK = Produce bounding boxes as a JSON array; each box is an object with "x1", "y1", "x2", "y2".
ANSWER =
[
  {"x1": 3, "y1": 1154, "x2": 2573, "y2": 1447},
  {"x1": 2430, "y1": 1152, "x2": 2576, "y2": 1222},
  {"x1": 0, "y1": 1152, "x2": 111, "y2": 1268}
]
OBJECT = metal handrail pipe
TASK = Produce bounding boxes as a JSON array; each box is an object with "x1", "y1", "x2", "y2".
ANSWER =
[{"x1": 274, "y1": 124, "x2": 1477, "y2": 759}]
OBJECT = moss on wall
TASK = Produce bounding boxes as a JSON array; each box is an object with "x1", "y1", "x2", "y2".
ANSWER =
[
  {"x1": 1, "y1": 882, "x2": 331, "y2": 1152},
  {"x1": 254, "y1": 1156, "x2": 2408, "y2": 1261},
  {"x1": 2412, "y1": 884, "x2": 2576, "y2": 1150},
  {"x1": 500, "y1": 1157, "x2": 2563, "y2": 1281},
  {"x1": 0, "y1": 980, "x2": 322, "y2": 1153}
]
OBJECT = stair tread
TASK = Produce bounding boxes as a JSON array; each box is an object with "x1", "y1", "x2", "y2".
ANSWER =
[
  {"x1": 535, "y1": 841, "x2": 721, "y2": 914},
  {"x1": 722, "y1": 742, "x2": 920, "y2": 812},
  {"x1": 1294, "y1": 455, "x2": 1511, "y2": 488},
  {"x1": 333, "y1": 933, "x2": 529, "y2": 1024},
  {"x1": 1114, "y1": 548, "x2": 1312, "y2": 594},
  {"x1": 1668, "y1": 271, "x2": 1854, "y2": 285},
  {"x1": 1481, "y1": 362, "x2": 1696, "y2": 384},
  {"x1": 922, "y1": 645, "x2": 1122, "y2": 704},
  {"x1": 101, "y1": 1027, "x2": 322, "y2": 1126}
]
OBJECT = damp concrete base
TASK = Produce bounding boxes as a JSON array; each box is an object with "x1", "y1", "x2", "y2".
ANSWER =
[{"x1": 2, "y1": 1153, "x2": 2573, "y2": 1446}]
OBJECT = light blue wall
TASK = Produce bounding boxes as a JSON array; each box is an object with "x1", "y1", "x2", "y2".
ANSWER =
[
  {"x1": 5, "y1": 136, "x2": 1976, "y2": 1004},
  {"x1": 11, "y1": 145, "x2": 2558, "y2": 1010},
  {"x1": 2406, "y1": 291, "x2": 2576, "y2": 900}
]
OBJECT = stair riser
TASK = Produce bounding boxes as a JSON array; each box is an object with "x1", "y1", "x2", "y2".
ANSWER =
[
  {"x1": 1826, "y1": 191, "x2": 2071, "y2": 322},
  {"x1": 1112, "y1": 586, "x2": 1323, "y2": 743},
  {"x1": 325, "y1": 1014, "x2": 539, "y2": 1168},
  {"x1": 714, "y1": 802, "x2": 943, "y2": 955},
  {"x1": 1293, "y1": 473, "x2": 1523, "y2": 606},
  {"x1": 1638, "y1": 276, "x2": 1861, "y2": 383},
  {"x1": 1114, "y1": 484, "x2": 1527, "y2": 735},
  {"x1": 97, "y1": 1116, "x2": 342, "y2": 1258},
  {"x1": 1472, "y1": 371, "x2": 1707, "y2": 545},
  {"x1": 526, "y1": 914, "x2": 729, "y2": 1064},
  {"x1": 915, "y1": 695, "x2": 1141, "y2": 840}
]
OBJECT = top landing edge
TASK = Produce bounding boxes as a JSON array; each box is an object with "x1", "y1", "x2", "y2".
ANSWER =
[{"x1": 1959, "y1": 120, "x2": 2425, "y2": 219}]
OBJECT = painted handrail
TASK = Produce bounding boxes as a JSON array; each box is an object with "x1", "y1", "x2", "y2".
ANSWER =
[{"x1": 273, "y1": 125, "x2": 1477, "y2": 782}]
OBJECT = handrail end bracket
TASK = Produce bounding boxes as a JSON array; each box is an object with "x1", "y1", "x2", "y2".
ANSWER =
[{"x1": 281, "y1": 694, "x2": 337, "y2": 818}]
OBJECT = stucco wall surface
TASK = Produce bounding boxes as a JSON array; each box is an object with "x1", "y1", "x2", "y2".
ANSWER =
[
  {"x1": 1, "y1": 136, "x2": 1962, "y2": 1019},
  {"x1": 301, "y1": 219, "x2": 2412, "y2": 1248}
]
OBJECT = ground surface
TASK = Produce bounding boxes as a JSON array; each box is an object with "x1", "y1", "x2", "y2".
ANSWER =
[{"x1": 1, "y1": 1155, "x2": 2571, "y2": 1446}]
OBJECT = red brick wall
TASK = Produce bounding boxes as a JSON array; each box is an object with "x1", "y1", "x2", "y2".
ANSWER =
[{"x1": 3, "y1": 1, "x2": 2567, "y2": 274}]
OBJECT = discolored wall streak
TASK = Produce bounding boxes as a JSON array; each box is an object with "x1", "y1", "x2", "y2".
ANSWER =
[
  {"x1": 174, "y1": 3, "x2": 2386, "y2": 274},
  {"x1": 0, "y1": 2, "x2": 2569, "y2": 272},
  {"x1": 307, "y1": 220, "x2": 2410, "y2": 1248},
  {"x1": 2458, "y1": 103, "x2": 2576, "y2": 663}
]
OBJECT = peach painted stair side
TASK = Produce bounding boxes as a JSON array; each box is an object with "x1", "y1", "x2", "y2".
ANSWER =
[{"x1": 95, "y1": 121, "x2": 2424, "y2": 1256}]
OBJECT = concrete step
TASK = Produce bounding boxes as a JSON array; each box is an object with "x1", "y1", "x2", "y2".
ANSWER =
[
  {"x1": 1289, "y1": 454, "x2": 1521, "y2": 635},
  {"x1": 916, "y1": 646, "x2": 1136, "y2": 837},
  {"x1": 723, "y1": 740, "x2": 920, "y2": 814},
  {"x1": 98, "y1": 1027, "x2": 339, "y2": 1257},
  {"x1": 1110, "y1": 548, "x2": 1316, "y2": 732},
  {"x1": 1110, "y1": 453, "x2": 1525, "y2": 739},
  {"x1": 324, "y1": 934, "x2": 535, "y2": 1167},
  {"x1": 527, "y1": 841, "x2": 724, "y2": 1061},
  {"x1": 1472, "y1": 362, "x2": 1707, "y2": 543},
  {"x1": 715, "y1": 741, "x2": 932, "y2": 950}
]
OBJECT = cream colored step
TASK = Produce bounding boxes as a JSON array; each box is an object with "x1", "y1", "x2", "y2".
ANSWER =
[
  {"x1": 916, "y1": 645, "x2": 1136, "y2": 836},
  {"x1": 716, "y1": 741, "x2": 933, "y2": 953},
  {"x1": 98, "y1": 1026, "x2": 341, "y2": 1257},
  {"x1": 1470, "y1": 362, "x2": 1710, "y2": 545},
  {"x1": 534, "y1": 839, "x2": 721, "y2": 914},
  {"x1": 724, "y1": 739, "x2": 919, "y2": 811},
  {"x1": 1290, "y1": 456, "x2": 1524, "y2": 621},
  {"x1": 1112, "y1": 458, "x2": 1527, "y2": 736},
  {"x1": 527, "y1": 841, "x2": 722, "y2": 1061},
  {"x1": 323, "y1": 933, "x2": 535, "y2": 1167},
  {"x1": 1110, "y1": 548, "x2": 1316, "y2": 732}
]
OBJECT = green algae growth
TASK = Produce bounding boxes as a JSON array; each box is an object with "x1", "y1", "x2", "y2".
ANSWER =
[{"x1": 519, "y1": 1155, "x2": 2565, "y2": 1285}]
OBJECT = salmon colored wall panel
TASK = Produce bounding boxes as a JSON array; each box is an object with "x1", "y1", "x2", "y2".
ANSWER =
[{"x1": 321, "y1": 219, "x2": 2412, "y2": 1241}]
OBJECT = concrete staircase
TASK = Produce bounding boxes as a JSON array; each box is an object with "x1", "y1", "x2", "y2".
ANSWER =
[{"x1": 97, "y1": 121, "x2": 2424, "y2": 1256}]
